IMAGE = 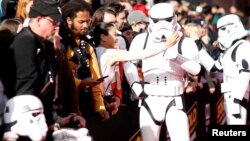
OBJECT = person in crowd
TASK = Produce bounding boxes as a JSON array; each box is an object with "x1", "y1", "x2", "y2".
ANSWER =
[
  {"x1": 191, "y1": 17, "x2": 221, "y2": 60},
  {"x1": 126, "y1": 10, "x2": 149, "y2": 83},
  {"x1": 84, "y1": 0, "x2": 92, "y2": 5},
  {"x1": 169, "y1": 0, "x2": 181, "y2": 13},
  {"x1": 89, "y1": 6, "x2": 116, "y2": 35},
  {"x1": 4, "y1": 0, "x2": 85, "y2": 140},
  {"x1": 119, "y1": 0, "x2": 133, "y2": 13},
  {"x1": 127, "y1": 10, "x2": 149, "y2": 37},
  {"x1": 229, "y1": 5, "x2": 245, "y2": 18},
  {"x1": 0, "y1": 18, "x2": 23, "y2": 98},
  {"x1": 94, "y1": 23, "x2": 123, "y2": 115},
  {"x1": 108, "y1": 3, "x2": 202, "y2": 141},
  {"x1": 106, "y1": 2, "x2": 139, "y2": 104},
  {"x1": 59, "y1": 1, "x2": 110, "y2": 120},
  {"x1": 183, "y1": 22, "x2": 222, "y2": 95},
  {"x1": 120, "y1": 22, "x2": 133, "y2": 46},
  {"x1": 213, "y1": 14, "x2": 250, "y2": 125},
  {"x1": 14, "y1": 0, "x2": 33, "y2": 26},
  {"x1": 200, "y1": 5, "x2": 218, "y2": 45},
  {"x1": 0, "y1": 0, "x2": 18, "y2": 20},
  {"x1": 106, "y1": 2, "x2": 127, "y2": 33},
  {"x1": 133, "y1": 0, "x2": 148, "y2": 17},
  {"x1": 0, "y1": 18, "x2": 23, "y2": 33},
  {"x1": 90, "y1": 5, "x2": 129, "y2": 109}
]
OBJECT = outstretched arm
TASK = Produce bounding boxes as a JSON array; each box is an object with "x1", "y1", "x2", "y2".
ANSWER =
[{"x1": 108, "y1": 31, "x2": 182, "y2": 66}]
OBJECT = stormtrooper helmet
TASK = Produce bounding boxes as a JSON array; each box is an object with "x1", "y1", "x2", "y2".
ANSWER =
[
  {"x1": 53, "y1": 128, "x2": 92, "y2": 141},
  {"x1": 217, "y1": 14, "x2": 248, "y2": 50},
  {"x1": 148, "y1": 3, "x2": 179, "y2": 42},
  {"x1": 3, "y1": 95, "x2": 48, "y2": 141}
]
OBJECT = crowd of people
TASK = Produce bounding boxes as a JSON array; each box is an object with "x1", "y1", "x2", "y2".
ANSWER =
[{"x1": 0, "y1": 0, "x2": 250, "y2": 141}]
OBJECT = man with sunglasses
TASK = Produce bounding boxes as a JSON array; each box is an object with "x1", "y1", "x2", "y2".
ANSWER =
[{"x1": 4, "y1": 0, "x2": 85, "y2": 140}]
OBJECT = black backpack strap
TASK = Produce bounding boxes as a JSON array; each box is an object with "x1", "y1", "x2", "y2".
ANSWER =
[
  {"x1": 178, "y1": 36, "x2": 184, "y2": 54},
  {"x1": 143, "y1": 32, "x2": 149, "y2": 50}
]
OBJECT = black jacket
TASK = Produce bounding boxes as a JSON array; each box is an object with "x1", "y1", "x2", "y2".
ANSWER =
[{"x1": 8, "y1": 27, "x2": 56, "y2": 125}]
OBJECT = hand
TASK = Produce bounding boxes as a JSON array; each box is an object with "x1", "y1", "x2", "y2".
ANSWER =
[
  {"x1": 53, "y1": 30, "x2": 62, "y2": 51},
  {"x1": 111, "y1": 96, "x2": 121, "y2": 107},
  {"x1": 80, "y1": 77, "x2": 102, "y2": 89},
  {"x1": 209, "y1": 87, "x2": 216, "y2": 94},
  {"x1": 71, "y1": 114, "x2": 86, "y2": 128},
  {"x1": 106, "y1": 102, "x2": 119, "y2": 115},
  {"x1": 98, "y1": 110, "x2": 110, "y2": 121},
  {"x1": 165, "y1": 31, "x2": 182, "y2": 49},
  {"x1": 57, "y1": 114, "x2": 86, "y2": 128},
  {"x1": 105, "y1": 96, "x2": 120, "y2": 116},
  {"x1": 184, "y1": 82, "x2": 199, "y2": 94},
  {"x1": 58, "y1": 114, "x2": 74, "y2": 127},
  {"x1": 212, "y1": 40, "x2": 220, "y2": 48}
]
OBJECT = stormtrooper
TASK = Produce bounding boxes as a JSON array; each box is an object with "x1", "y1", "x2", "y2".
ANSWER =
[
  {"x1": 123, "y1": 3, "x2": 202, "y2": 141},
  {"x1": 214, "y1": 14, "x2": 250, "y2": 125},
  {"x1": 2, "y1": 95, "x2": 48, "y2": 141}
]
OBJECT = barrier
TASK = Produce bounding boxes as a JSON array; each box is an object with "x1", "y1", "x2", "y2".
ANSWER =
[{"x1": 86, "y1": 75, "x2": 250, "y2": 141}]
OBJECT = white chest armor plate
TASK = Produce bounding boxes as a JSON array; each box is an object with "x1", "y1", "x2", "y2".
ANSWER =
[
  {"x1": 220, "y1": 40, "x2": 250, "y2": 93},
  {"x1": 142, "y1": 39, "x2": 185, "y2": 77},
  {"x1": 221, "y1": 42, "x2": 243, "y2": 82},
  {"x1": 141, "y1": 39, "x2": 185, "y2": 96},
  {"x1": 129, "y1": 33, "x2": 200, "y2": 96}
]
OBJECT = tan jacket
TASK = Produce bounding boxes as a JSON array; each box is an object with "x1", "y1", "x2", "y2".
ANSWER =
[{"x1": 66, "y1": 43, "x2": 106, "y2": 113}]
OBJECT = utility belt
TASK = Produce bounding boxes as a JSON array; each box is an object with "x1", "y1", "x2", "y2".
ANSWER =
[
  {"x1": 143, "y1": 73, "x2": 184, "y2": 96},
  {"x1": 144, "y1": 73, "x2": 183, "y2": 84},
  {"x1": 144, "y1": 84, "x2": 184, "y2": 96},
  {"x1": 221, "y1": 76, "x2": 250, "y2": 93},
  {"x1": 221, "y1": 82, "x2": 250, "y2": 93}
]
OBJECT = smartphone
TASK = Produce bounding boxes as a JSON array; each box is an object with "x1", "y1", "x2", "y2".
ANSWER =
[{"x1": 96, "y1": 75, "x2": 109, "y2": 81}]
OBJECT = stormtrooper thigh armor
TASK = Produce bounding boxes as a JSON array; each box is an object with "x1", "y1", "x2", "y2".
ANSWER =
[
  {"x1": 139, "y1": 93, "x2": 190, "y2": 141},
  {"x1": 223, "y1": 91, "x2": 249, "y2": 125},
  {"x1": 222, "y1": 74, "x2": 249, "y2": 125}
]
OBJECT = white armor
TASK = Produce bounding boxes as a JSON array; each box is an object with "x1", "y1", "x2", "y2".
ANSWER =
[
  {"x1": 198, "y1": 48, "x2": 215, "y2": 71},
  {"x1": 3, "y1": 95, "x2": 48, "y2": 141},
  {"x1": 53, "y1": 128, "x2": 92, "y2": 141},
  {"x1": 217, "y1": 14, "x2": 250, "y2": 124},
  {"x1": 148, "y1": 3, "x2": 179, "y2": 43},
  {"x1": 217, "y1": 14, "x2": 248, "y2": 50},
  {"x1": 125, "y1": 3, "x2": 201, "y2": 141}
]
